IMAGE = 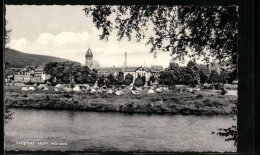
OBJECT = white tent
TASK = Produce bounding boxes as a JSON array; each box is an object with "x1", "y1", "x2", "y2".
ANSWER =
[
  {"x1": 115, "y1": 90, "x2": 123, "y2": 95},
  {"x1": 28, "y1": 87, "x2": 35, "y2": 90},
  {"x1": 73, "y1": 85, "x2": 80, "y2": 92},
  {"x1": 147, "y1": 89, "x2": 155, "y2": 94},
  {"x1": 43, "y1": 87, "x2": 49, "y2": 90},
  {"x1": 193, "y1": 88, "x2": 200, "y2": 91},
  {"x1": 90, "y1": 88, "x2": 96, "y2": 93},
  {"x1": 131, "y1": 90, "x2": 140, "y2": 95},
  {"x1": 55, "y1": 84, "x2": 62, "y2": 88},
  {"x1": 106, "y1": 89, "x2": 113, "y2": 94},
  {"x1": 136, "y1": 87, "x2": 142, "y2": 91},
  {"x1": 155, "y1": 88, "x2": 163, "y2": 93},
  {"x1": 93, "y1": 81, "x2": 98, "y2": 89},
  {"x1": 37, "y1": 84, "x2": 46, "y2": 89},
  {"x1": 63, "y1": 87, "x2": 72, "y2": 92},
  {"x1": 162, "y1": 87, "x2": 169, "y2": 91},
  {"x1": 186, "y1": 88, "x2": 193, "y2": 92},
  {"x1": 21, "y1": 87, "x2": 29, "y2": 91},
  {"x1": 129, "y1": 87, "x2": 133, "y2": 90}
]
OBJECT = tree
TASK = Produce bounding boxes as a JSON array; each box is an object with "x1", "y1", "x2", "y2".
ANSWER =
[
  {"x1": 83, "y1": 6, "x2": 238, "y2": 71},
  {"x1": 148, "y1": 75, "x2": 155, "y2": 85},
  {"x1": 44, "y1": 61, "x2": 97, "y2": 85},
  {"x1": 227, "y1": 69, "x2": 238, "y2": 84},
  {"x1": 134, "y1": 75, "x2": 145, "y2": 87},
  {"x1": 219, "y1": 70, "x2": 230, "y2": 84},
  {"x1": 74, "y1": 66, "x2": 94, "y2": 84},
  {"x1": 97, "y1": 75, "x2": 106, "y2": 87},
  {"x1": 5, "y1": 106, "x2": 14, "y2": 124},
  {"x1": 184, "y1": 61, "x2": 200, "y2": 86},
  {"x1": 107, "y1": 74, "x2": 116, "y2": 86},
  {"x1": 124, "y1": 73, "x2": 133, "y2": 86},
  {"x1": 198, "y1": 65, "x2": 210, "y2": 84},
  {"x1": 4, "y1": 20, "x2": 12, "y2": 49},
  {"x1": 116, "y1": 71, "x2": 124, "y2": 86},
  {"x1": 158, "y1": 70, "x2": 176, "y2": 87},
  {"x1": 209, "y1": 70, "x2": 220, "y2": 83}
]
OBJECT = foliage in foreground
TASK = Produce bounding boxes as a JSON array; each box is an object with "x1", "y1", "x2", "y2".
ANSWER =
[
  {"x1": 4, "y1": 106, "x2": 14, "y2": 124},
  {"x1": 214, "y1": 107, "x2": 237, "y2": 146},
  {"x1": 83, "y1": 5, "x2": 238, "y2": 74}
]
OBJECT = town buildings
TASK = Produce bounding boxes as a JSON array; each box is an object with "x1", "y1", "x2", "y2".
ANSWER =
[
  {"x1": 86, "y1": 49, "x2": 164, "y2": 84},
  {"x1": 12, "y1": 66, "x2": 50, "y2": 83}
]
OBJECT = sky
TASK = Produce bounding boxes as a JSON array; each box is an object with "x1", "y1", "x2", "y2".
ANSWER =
[{"x1": 5, "y1": 5, "x2": 196, "y2": 68}]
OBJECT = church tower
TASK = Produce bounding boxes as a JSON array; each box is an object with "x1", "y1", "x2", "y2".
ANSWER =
[{"x1": 85, "y1": 47, "x2": 93, "y2": 69}]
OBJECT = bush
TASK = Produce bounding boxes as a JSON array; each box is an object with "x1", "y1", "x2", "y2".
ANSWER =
[
  {"x1": 134, "y1": 75, "x2": 145, "y2": 87},
  {"x1": 214, "y1": 83, "x2": 222, "y2": 90},
  {"x1": 196, "y1": 94, "x2": 203, "y2": 99}
]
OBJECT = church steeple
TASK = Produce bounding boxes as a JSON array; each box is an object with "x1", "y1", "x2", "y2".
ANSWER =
[
  {"x1": 85, "y1": 46, "x2": 93, "y2": 69},
  {"x1": 85, "y1": 48, "x2": 93, "y2": 58}
]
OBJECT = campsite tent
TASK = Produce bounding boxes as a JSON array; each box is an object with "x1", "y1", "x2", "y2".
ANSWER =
[
  {"x1": 73, "y1": 85, "x2": 80, "y2": 92},
  {"x1": 106, "y1": 89, "x2": 113, "y2": 94},
  {"x1": 21, "y1": 87, "x2": 29, "y2": 91},
  {"x1": 63, "y1": 87, "x2": 72, "y2": 92},
  {"x1": 90, "y1": 88, "x2": 96, "y2": 93},
  {"x1": 162, "y1": 87, "x2": 169, "y2": 91},
  {"x1": 130, "y1": 90, "x2": 140, "y2": 95},
  {"x1": 147, "y1": 89, "x2": 155, "y2": 94},
  {"x1": 55, "y1": 84, "x2": 62, "y2": 88},
  {"x1": 28, "y1": 87, "x2": 35, "y2": 90},
  {"x1": 136, "y1": 87, "x2": 142, "y2": 91},
  {"x1": 155, "y1": 88, "x2": 163, "y2": 93},
  {"x1": 92, "y1": 81, "x2": 98, "y2": 89},
  {"x1": 193, "y1": 88, "x2": 200, "y2": 91},
  {"x1": 186, "y1": 88, "x2": 193, "y2": 92},
  {"x1": 43, "y1": 87, "x2": 49, "y2": 90},
  {"x1": 115, "y1": 90, "x2": 123, "y2": 95},
  {"x1": 37, "y1": 84, "x2": 46, "y2": 89},
  {"x1": 97, "y1": 89, "x2": 102, "y2": 93}
]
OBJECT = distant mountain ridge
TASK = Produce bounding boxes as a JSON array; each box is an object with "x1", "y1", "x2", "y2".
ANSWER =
[{"x1": 4, "y1": 48, "x2": 76, "y2": 68}]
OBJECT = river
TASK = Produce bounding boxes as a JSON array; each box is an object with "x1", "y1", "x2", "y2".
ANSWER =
[{"x1": 5, "y1": 109, "x2": 236, "y2": 152}]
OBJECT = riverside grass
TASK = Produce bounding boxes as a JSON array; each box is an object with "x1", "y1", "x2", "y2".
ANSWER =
[{"x1": 4, "y1": 86, "x2": 237, "y2": 115}]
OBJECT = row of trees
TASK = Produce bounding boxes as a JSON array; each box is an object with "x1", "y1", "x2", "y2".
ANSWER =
[
  {"x1": 44, "y1": 61, "x2": 98, "y2": 85},
  {"x1": 44, "y1": 61, "x2": 237, "y2": 88},
  {"x1": 97, "y1": 72, "x2": 146, "y2": 87},
  {"x1": 45, "y1": 61, "x2": 140, "y2": 87},
  {"x1": 44, "y1": 61, "x2": 150, "y2": 87},
  {"x1": 157, "y1": 61, "x2": 237, "y2": 87}
]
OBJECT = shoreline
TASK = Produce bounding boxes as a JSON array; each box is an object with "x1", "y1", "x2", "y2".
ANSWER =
[
  {"x1": 5, "y1": 89, "x2": 237, "y2": 115},
  {"x1": 8, "y1": 106, "x2": 236, "y2": 116}
]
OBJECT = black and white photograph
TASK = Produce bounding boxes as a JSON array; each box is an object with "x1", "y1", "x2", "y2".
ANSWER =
[{"x1": 4, "y1": 4, "x2": 239, "y2": 152}]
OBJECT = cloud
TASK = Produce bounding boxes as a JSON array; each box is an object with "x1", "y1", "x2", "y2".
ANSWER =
[
  {"x1": 9, "y1": 37, "x2": 28, "y2": 49},
  {"x1": 35, "y1": 31, "x2": 90, "y2": 46}
]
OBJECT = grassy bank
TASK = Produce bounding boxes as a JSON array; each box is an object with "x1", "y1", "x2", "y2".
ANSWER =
[{"x1": 4, "y1": 86, "x2": 237, "y2": 115}]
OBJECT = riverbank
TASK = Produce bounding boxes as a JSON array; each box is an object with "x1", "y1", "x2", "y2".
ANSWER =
[{"x1": 4, "y1": 87, "x2": 237, "y2": 115}]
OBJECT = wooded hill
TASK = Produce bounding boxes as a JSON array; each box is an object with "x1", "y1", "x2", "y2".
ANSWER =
[{"x1": 4, "y1": 48, "x2": 75, "y2": 68}]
